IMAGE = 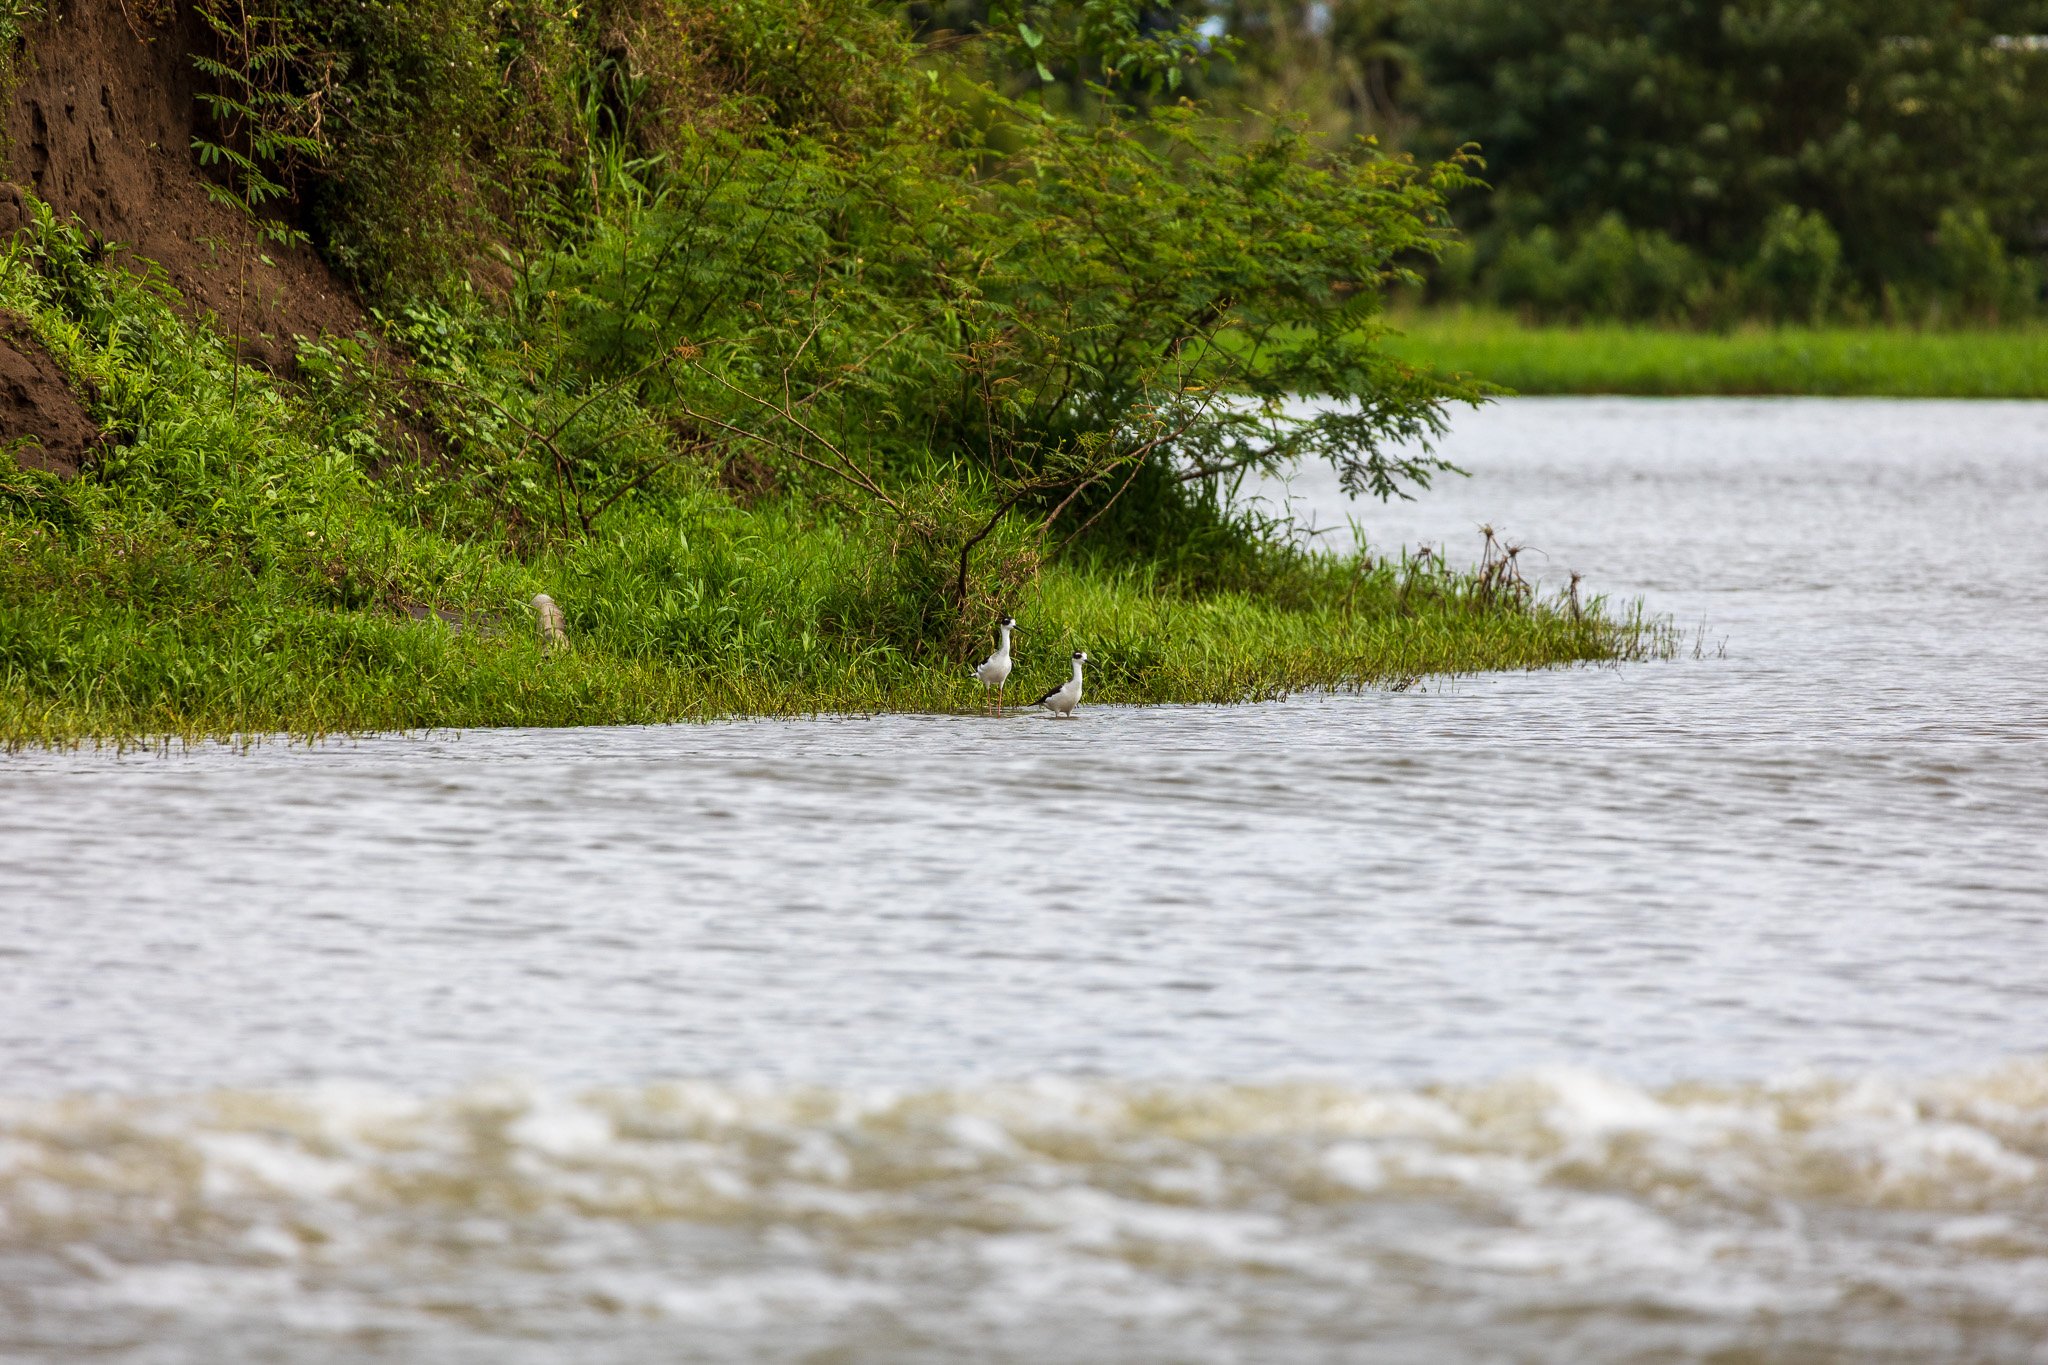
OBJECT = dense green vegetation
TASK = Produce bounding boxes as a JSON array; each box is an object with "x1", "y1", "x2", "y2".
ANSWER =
[
  {"x1": 0, "y1": 1, "x2": 1659, "y2": 745},
  {"x1": 1381, "y1": 310, "x2": 2048, "y2": 397},
  {"x1": 1409, "y1": 0, "x2": 2048, "y2": 325},
  {"x1": 1033, "y1": 0, "x2": 2048, "y2": 327}
]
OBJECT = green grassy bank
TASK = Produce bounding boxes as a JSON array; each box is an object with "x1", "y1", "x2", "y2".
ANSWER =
[
  {"x1": 1381, "y1": 309, "x2": 2048, "y2": 398},
  {"x1": 0, "y1": 2, "x2": 1684, "y2": 748},
  {"x1": 0, "y1": 216, "x2": 1658, "y2": 749}
]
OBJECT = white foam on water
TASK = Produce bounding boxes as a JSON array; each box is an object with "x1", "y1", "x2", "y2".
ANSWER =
[
  {"x1": 194, "y1": 1132, "x2": 358, "y2": 1201},
  {"x1": 3, "y1": 1060, "x2": 2047, "y2": 1362},
  {"x1": 1319, "y1": 1140, "x2": 1386, "y2": 1190},
  {"x1": 579, "y1": 1266, "x2": 899, "y2": 1325},
  {"x1": 504, "y1": 1094, "x2": 616, "y2": 1159}
]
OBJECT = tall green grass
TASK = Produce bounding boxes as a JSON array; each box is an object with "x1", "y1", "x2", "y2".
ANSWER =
[
  {"x1": 4, "y1": 484, "x2": 1652, "y2": 745},
  {"x1": 1381, "y1": 308, "x2": 2048, "y2": 398}
]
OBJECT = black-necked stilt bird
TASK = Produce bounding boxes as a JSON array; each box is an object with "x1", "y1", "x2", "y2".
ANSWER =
[
  {"x1": 971, "y1": 615, "x2": 1016, "y2": 714},
  {"x1": 1029, "y1": 649, "x2": 1087, "y2": 718}
]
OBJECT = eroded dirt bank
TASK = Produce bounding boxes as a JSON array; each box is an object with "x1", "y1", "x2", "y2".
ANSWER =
[
  {"x1": 0, "y1": 303, "x2": 96, "y2": 475},
  {"x1": 3, "y1": 1, "x2": 367, "y2": 369}
]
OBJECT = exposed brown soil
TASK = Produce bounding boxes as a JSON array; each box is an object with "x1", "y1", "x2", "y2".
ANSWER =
[
  {"x1": 0, "y1": 308, "x2": 98, "y2": 476},
  {"x1": 4, "y1": 0, "x2": 370, "y2": 370}
]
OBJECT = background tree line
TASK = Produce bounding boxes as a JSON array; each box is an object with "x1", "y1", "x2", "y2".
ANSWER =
[{"x1": 925, "y1": 0, "x2": 2048, "y2": 325}]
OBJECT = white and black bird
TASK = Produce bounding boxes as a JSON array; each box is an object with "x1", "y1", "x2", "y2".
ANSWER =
[
  {"x1": 971, "y1": 614, "x2": 1016, "y2": 714},
  {"x1": 1029, "y1": 649, "x2": 1088, "y2": 718}
]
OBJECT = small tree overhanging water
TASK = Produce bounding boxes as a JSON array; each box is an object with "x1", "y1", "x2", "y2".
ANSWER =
[
  {"x1": 168, "y1": 2, "x2": 1484, "y2": 550},
  {"x1": 362, "y1": 1, "x2": 1487, "y2": 626}
]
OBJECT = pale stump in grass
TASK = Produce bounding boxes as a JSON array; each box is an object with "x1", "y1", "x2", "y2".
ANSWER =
[{"x1": 532, "y1": 593, "x2": 568, "y2": 649}]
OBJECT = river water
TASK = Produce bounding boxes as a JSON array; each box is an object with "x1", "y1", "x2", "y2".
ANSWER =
[{"x1": 3, "y1": 398, "x2": 2047, "y2": 1361}]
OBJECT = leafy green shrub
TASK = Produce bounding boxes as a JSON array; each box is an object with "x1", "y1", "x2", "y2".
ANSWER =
[
  {"x1": 1563, "y1": 213, "x2": 1706, "y2": 322},
  {"x1": 0, "y1": 1, "x2": 42, "y2": 71},
  {"x1": 194, "y1": 0, "x2": 922, "y2": 299},
  {"x1": 1744, "y1": 205, "x2": 1842, "y2": 323},
  {"x1": 357, "y1": 19, "x2": 1491, "y2": 622},
  {"x1": 1488, "y1": 213, "x2": 1705, "y2": 322},
  {"x1": 600, "y1": 0, "x2": 914, "y2": 141},
  {"x1": 1487, "y1": 225, "x2": 1570, "y2": 316},
  {"x1": 216, "y1": 0, "x2": 588, "y2": 297},
  {"x1": 1933, "y1": 205, "x2": 2038, "y2": 324}
]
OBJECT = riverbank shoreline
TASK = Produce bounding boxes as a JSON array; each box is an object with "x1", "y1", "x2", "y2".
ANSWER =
[
  {"x1": 0, "y1": 639, "x2": 1657, "y2": 754},
  {"x1": 1, "y1": 587, "x2": 1664, "y2": 750},
  {"x1": 1381, "y1": 310, "x2": 2048, "y2": 398},
  {"x1": 0, "y1": 6, "x2": 1674, "y2": 751},
  {"x1": 0, "y1": 227, "x2": 1663, "y2": 752}
]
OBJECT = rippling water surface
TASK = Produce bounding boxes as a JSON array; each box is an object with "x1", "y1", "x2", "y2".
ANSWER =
[{"x1": 4, "y1": 398, "x2": 2047, "y2": 1361}]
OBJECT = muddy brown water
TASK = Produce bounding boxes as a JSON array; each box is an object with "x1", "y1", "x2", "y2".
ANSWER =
[{"x1": 3, "y1": 398, "x2": 2047, "y2": 1362}]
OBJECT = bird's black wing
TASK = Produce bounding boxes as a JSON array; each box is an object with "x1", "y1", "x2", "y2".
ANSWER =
[{"x1": 1027, "y1": 680, "x2": 1062, "y2": 707}]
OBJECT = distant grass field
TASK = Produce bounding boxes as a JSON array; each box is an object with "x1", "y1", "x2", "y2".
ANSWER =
[{"x1": 1379, "y1": 310, "x2": 2048, "y2": 398}]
